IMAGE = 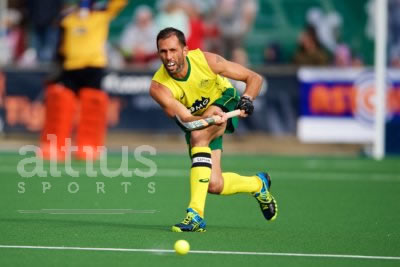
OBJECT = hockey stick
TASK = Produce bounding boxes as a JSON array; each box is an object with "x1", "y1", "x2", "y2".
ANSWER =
[{"x1": 176, "y1": 109, "x2": 241, "y2": 131}]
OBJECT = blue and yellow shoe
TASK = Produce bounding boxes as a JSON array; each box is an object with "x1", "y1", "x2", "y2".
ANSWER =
[
  {"x1": 254, "y1": 172, "x2": 278, "y2": 221},
  {"x1": 171, "y1": 208, "x2": 206, "y2": 232}
]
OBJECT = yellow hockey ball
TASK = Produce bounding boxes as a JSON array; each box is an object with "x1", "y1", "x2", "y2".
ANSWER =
[{"x1": 174, "y1": 239, "x2": 190, "y2": 255}]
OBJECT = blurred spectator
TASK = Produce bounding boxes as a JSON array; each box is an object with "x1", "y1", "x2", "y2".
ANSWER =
[
  {"x1": 0, "y1": 73, "x2": 4, "y2": 106},
  {"x1": 365, "y1": 0, "x2": 375, "y2": 40},
  {"x1": 215, "y1": 0, "x2": 257, "y2": 59},
  {"x1": 119, "y1": 5, "x2": 158, "y2": 67},
  {"x1": 183, "y1": 0, "x2": 207, "y2": 50},
  {"x1": 231, "y1": 47, "x2": 249, "y2": 67},
  {"x1": 25, "y1": 0, "x2": 63, "y2": 63},
  {"x1": 390, "y1": 45, "x2": 400, "y2": 67},
  {"x1": 333, "y1": 44, "x2": 365, "y2": 67},
  {"x1": 0, "y1": 8, "x2": 25, "y2": 64},
  {"x1": 351, "y1": 54, "x2": 365, "y2": 67},
  {"x1": 307, "y1": 7, "x2": 342, "y2": 53},
  {"x1": 263, "y1": 43, "x2": 282, "y2": 65},
  {"x1": 293, "y1": 25, "x2": 330, "y2": 66},
  {"x1": 334, "y1": 44, "x2": 351, "y2": 67},
  {"x1": 107, "y1": 42, "x2": 125, "y2": 69},
  {"x1": 179, "y1": 0, "x2": 218, "y2": 51},
  {"x1": 0, "y1": 73, "x2": 4, "y2": 131},
  {"x1": 155, "y1": 0, "x2": 189, "y2": 36},
  {"x1": 368, "y1": 0, "x2": 400, "y2": 67}
]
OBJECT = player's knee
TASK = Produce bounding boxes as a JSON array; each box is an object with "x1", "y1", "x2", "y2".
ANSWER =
[
  {"x1": 208, "y1": 179, "x2": 223, "y2": 194},
  {"x1": 190, "y1": 130, "x2": 210, "y2": 147}
]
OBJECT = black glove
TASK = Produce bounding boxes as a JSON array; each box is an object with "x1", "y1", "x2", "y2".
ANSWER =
[{"x1": 236, "y1": 96, "x2": 254, "y2": 115}]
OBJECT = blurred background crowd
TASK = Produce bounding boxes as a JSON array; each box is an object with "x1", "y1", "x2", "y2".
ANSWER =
[{"x1": 2, "y1": 0, "x2": 399, "y2": 69}]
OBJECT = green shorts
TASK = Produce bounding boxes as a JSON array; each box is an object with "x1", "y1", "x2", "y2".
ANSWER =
[{"x1": 185, "y1": 87, "x2": 240, "y2": 151}]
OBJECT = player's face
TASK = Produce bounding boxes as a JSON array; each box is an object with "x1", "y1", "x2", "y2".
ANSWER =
[{"x1": 157, "y1": 35, "x2": 188, "y2": 75}]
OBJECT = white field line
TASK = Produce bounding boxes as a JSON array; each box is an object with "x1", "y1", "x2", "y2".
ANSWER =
[
  {"x1": 0, "y1": 166, "x2": 399, "y2": 182},
  {"x1": 17, "y1": 209, "x2": 158, "y2": 215},
  {"x1": 156, "y1": 169, "x2": 400, "y2": 182},
  {"x1": 0, "y1": 245, "x2": 399, "y2": 261}
]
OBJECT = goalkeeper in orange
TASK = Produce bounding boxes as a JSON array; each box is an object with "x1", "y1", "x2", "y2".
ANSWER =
[
  {"x1": 39, "y1": 0, "x2": 127, "y2": 161},
  {"x1": 150, "y1": 27, "x2": 278, "y2": 232}
]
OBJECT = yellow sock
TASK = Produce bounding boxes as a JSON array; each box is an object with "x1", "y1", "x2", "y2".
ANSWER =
[
  {"x1": 220, "y1": 172, "x2": 262, "y2": 195},
  {"x1": 188, "y1": 147, "x2": 212, "y2": 217}
]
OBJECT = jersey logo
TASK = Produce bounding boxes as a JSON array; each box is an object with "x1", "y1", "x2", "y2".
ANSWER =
[
  {"x1": 199, "y1": 79, "x2": 210, "y2": 88},
  {"x1": 189, "y1": 97, "x2": 210, "y2": 113}
]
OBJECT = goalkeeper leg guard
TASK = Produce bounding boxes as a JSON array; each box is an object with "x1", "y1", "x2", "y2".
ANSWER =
[
  {"x1": 39, "y1": 84, "x2": 77, "y2": 161},
  {"x1": 75, "y1": 88, "x2": 108, "y2": 161}
]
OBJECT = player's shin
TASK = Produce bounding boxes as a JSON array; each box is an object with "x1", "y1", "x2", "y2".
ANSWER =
[
  {"x1": 220, "y1": 172, "x2": 262, "y2": 195},
  {"x1": 188, "y1": 147, "x2": 212, "y2": 217}
]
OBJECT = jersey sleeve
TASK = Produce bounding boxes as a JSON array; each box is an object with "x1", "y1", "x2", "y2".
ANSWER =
[{"x1": 105, "y1": 0, "x2": 127, "y2": 19}]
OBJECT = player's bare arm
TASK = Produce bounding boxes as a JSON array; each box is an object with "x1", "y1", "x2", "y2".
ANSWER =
[
  {"x1": 149, "y1": 80, "x2": 227, "y2": 125},
  {"x1": 203, "y1": 52, "x2": 263, "y2": 100},
  {"x1": 149, "y1": 80, "x2": 190, "y2": 119}
]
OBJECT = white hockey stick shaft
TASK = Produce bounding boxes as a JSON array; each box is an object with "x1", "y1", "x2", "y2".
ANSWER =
[{"x1": 177, "y1": 109, "x2": 241, "y2": 131}]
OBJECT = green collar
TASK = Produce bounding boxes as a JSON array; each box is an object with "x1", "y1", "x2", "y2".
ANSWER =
[{"x1": 171, "y1": 56, "x2": 191, "y2": 81}]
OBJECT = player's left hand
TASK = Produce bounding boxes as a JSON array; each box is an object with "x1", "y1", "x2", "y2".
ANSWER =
[
  {"x1": 211, "y1": 111, "x2": 228, "y2": 125},
  {"x1": 236, "y1": 95, "x2": 254, "y2": 117}
]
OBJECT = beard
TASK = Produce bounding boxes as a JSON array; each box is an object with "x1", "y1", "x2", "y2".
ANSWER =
[{"x1": 163, "y1": 56, "x2": 185, "y2": 75}]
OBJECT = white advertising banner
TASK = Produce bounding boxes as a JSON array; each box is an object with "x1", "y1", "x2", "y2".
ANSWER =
[{"x1": 297, "y1": 68, "x2": 400, "y2": 143}]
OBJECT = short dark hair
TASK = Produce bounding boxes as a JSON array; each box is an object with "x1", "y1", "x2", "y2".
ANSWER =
[{"x1": 156, "y1": 27, "x2": 186, "y2": 50}]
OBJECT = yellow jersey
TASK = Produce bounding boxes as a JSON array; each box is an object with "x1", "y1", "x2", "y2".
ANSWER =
[
  {"x1": 152, "y1": 49, "x2": 234, "y2": 115},
  {"x1": 60, "y1": 0, "x2": 126, "y2": 70}
]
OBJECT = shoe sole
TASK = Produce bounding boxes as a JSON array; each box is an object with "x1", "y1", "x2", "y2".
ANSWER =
[
  {"x1": 171, "y1": 226, "x2": 183, "y2": 232},
  {"x1": 266, "y1": 173, "x2": 272, "y2": 189},
  {"x1": 171, "y1": 226, "x2": 206, "y2": 232},
  {"x1": 268, "y1": 194, "x2": 278, "y2": 221},
  {"x1": 265, "y1": 174, "x2": 277, "y2": 221}
]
